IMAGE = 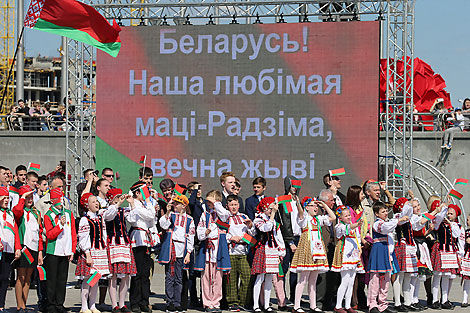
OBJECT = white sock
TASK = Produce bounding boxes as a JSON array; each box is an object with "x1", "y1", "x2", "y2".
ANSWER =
[
  {"x1": 393, "y1": 273, "x2": 403, "y2": 306},
  {"x1": 441, "y1": 276, "x2": 450, "y2": 303},
  {"x1": 410, "y1": 276, "x2": 419, "y2": 304},
  {"x1": 264, "y1": 274, "x2": 274, "y2": 309},
  {"x1": 402, "y1": 273, "x2": 412, "y2": 306},
  {"x1": 253, "y1": 274, "x2": 265, "y2": 310},
  {"x1": 463, "y1": 280, "x2": 470, "y2": 304},
  {"x1": 431, "y1": 273, "x2": 441, "y2": 303}
]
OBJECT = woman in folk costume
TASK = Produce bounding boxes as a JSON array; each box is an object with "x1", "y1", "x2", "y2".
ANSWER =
[
  {"x1": 461, "y1": 214, "x2": 470, "y2": 307},
  {"x1": 12, "y1": 185, "x2": 44, "y2": 312},
  {"x1": 290, "y1": 197, "x2": 335, "y2": 313},
  {"x1": 251, "y1": 196, "x2": 285, "y2": 313},
  {"x1": 76, "y1": 193, "x2": 110, "y2": 313},
  {"x1": 195, "y1": 190, "x2": 231, "y2": 312},
  {"x1": 102, "y1": 188, "x2": 137, "y2": 313},
  {"x1": 0, "y1": 186, "x2": 21, "y2": 312},
  {"x1": 331, "y1": 205, "x2": 364, "y2": 313},
  {"x1": 430, "y1": 200, "x2": 461, "y2": 310}
]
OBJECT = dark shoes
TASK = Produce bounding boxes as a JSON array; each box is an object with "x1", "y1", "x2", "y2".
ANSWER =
[
  {"x1": 369, "y1": 308, "x2": 380, "y2": 313},
  {"x1": 440, "y1": 301, "x2": 454, "y2": 310}
]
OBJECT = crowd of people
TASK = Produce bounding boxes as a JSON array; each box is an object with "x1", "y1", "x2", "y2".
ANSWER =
[{"x1": 0, "y1": 164, "x2": 469, "y2": 313}]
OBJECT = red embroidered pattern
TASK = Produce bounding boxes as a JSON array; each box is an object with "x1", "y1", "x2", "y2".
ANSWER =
[{"x1": 24, "y1": 0, "x2": 45, "y2": 28}]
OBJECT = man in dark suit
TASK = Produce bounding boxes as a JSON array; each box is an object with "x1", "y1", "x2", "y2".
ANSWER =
[
  {"x1": 244, "y1": 177, "x2": 266, "y2": 221},
  {"x1": 220, "y1": 171, "x2": 244, "y2": 213}
]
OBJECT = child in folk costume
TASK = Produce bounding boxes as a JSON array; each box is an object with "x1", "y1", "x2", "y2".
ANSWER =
[
  {"x1": 44, "y1": 188, "x2": 77, "y2": 313},
  {"x1": 225, "y1": 194, "x2": 256, "y2": 311},
  {"x1": 251, "y1": 197, "x2": 285, "y2": 313},
  {"x1": 158, "y1": 194, "x2": 195, "y2": 313},
  {"x1": 12, "y1": 185, "x2": 44, "y2": 312},
  {"x1": 331, "y1": 205, "x2": 364, "y2": 313},
  {"x1": 461, "y1": 215, "x2": 470, "y2": 307},
  {"x1": 430, "y1": 202, "x2": 461, "y2": 309},
  {"x1": 367, "y1": 201, "x2": 409, "y2": 313},
  {"x1": 290, "y1": 197, "x2": 335, "y2": 313},
  {"x1": 0, "y1": 186, "x2": 21, "y2": 312},
  {"x1": 127, "y1": 181, "x2": 159, "y2": 313},
  {"x1": 409, "y1": 198, "x2": 438, "y2": 309},
  {"x1": 102, "y1": 189, "x2": 137, "y2": 313},
  {"x1": 76, "y1": 193, "x2": 110, "y2": 313},
  {"x1": 195, "y1": 190, "x2": 231, "y2": 312}
]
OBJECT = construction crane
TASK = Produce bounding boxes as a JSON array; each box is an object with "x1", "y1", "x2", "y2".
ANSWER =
[{"x1": 0, "y1": 0, "x2": 14, "y2": 114}]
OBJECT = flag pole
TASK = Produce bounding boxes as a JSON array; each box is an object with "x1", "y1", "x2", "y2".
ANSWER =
[{"x1": 0, "y1": 26, "x2": 25, "y2": 112}]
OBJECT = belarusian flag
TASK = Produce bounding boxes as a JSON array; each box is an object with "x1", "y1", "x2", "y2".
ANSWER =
[
  {"x1": 291, "y1": 180, "x2": 302, "y2": 189},
  {"x1": 455, "y1": 178, "x2": 468, "y2": 186},
  {"x1": 8, "y1": 186, "x2": 19, "y2": 195},
  {"x1": 449, "y1": 189, "x2": 463, "y2": 200},
  {"x1": 3, "y1": 221, "x2": 15, "y2": 236},
  {"x1": 22, "y1": 247, "x2": 34, "y2": 264},
  {"x1": 28, "y1": 162, "x2": 41, "y2": 171},
  {"x1": 278, "y1": 195, "x2": 293, "y2": 213},
  {"x1": 139, "y1": 155, "x2": 146, "y2": 166},
  {"x1": 329, "y1": 168, "x2": 345, "y2": 177},
  {"x1": 241, "y1": 233, "x2": 257, "y2": 247},
  {"x1": 157, "y1": 193, "x2": 166, "y2": 203},
  {"x1": 24, "y1": 0, "x2": 121, "y2": 57},
  {"x1": 87, "y1": 271, "x2": 102, "y2": 287},
  {"x1": 394, "y1": 168, "x2": 402, "y2": 178},
  {"x1": 423, "y1": 213, "x2": 435, "y2": 221},
  {"x1": 174, "y1": 184, "x2": 185, "y2": 196},
  {"x1": 37, "y1": 266, "x2": 46, "y2": 280},
  {"x1": 139, "y1": 185, "x2": 150, "y2": 200},
  {"x1": 215, "y1": 219, "x2": 229, "y2": 231}
]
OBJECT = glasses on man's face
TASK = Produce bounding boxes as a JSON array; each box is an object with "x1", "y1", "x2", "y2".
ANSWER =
[
  {"x1": 331, "y1": 177, "x2": 341, "y2": 181},
  {"x1": 104, "y1": 174, "x2": 114, "y2": 178}
]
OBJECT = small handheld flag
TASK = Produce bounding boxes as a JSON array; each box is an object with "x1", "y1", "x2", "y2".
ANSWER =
[
  {"x1": 454, "y1": 178, "x2": 468, "y2": 186},
  {"x1": 278, "y1": 195, "x2": 293, "y2": 213},
  {"x1": 423, "y1": 213, "x2": 436, "y2": 222},
  {"x1": 241, "y1": 233, "x2": 257, "y2": 247},
  {"x1": 157, "y1": 193, "x2": 166, "y2": 203},
  {"x1": 87, "y1": 271, "x2": 102, "y2": 287},
  {"x1": 28, "y1": 162, "x2": 41, "y2": 172},
  {"x1": 278, "y1": 263, "x2": 285, "y2": 277},
  {"x1": 22, "y1": 247, "x2": 34, "y2": 264},
  {"x1": 139, "y1": 186, "x2": 150, "y2": 200},
  {"x1": 174, "y1": 184, "x2": 185, "y2": 196},
  {"x1": 449, "y1": 189, "x2": 463, "y2": 200},
  {"x1": 37, "y1": 266, "x2": 46, "y2": 280},
  {"x1": 329, "y1": 168, "x2": 346, "y2": 177},
  {"x1": 394, "y1": 169, "x2": 403, "y2": 178},
  {"x1": 139, "y1": 155, "x2": 146, "y2": 166},
  {"x1": 215, "y1": 219, "x2": 230, "y2": 231},
  {"x1": 291, "y1": 180, "x2": 302, "y2": 189}
]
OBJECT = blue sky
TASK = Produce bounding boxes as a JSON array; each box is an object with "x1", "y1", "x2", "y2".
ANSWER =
[{"x1": 22, "y1": 0, "x2": 469, "y2": 105}]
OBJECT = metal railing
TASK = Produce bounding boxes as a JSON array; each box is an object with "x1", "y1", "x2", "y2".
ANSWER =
[
  {"x1": 0, "y1": 114, "x2": 95, "y2": 131},
  {"x1": 379, "y1": 112, "x2": 470, "y2": 132}
]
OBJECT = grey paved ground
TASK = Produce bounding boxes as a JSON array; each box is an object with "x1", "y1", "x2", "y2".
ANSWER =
[{"x1": 4, "y1": 264, "x2": 469, "y2": 313}]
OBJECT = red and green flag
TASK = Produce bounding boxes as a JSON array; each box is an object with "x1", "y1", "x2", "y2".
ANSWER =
[
  {"x1": 139, "y1": 186, "x2": 150, "y2": 200},
  {"x1": 28, "y1": 162, "x2": 41, "y2": 172},
  {"x1": 449, "y1": 189, "x2": 463, "y2": 200},
  {"x1": 87, "y1": 271, "x2": 102, "y2": 287},
  {"x1": 394, "y1": 168, "x2": 402, "y2": 178},
  {"x1": 3, "y1": 221, "x2": 15, "y2": 236},
  {"x1": 291, "y1": 180, "x2": 302, "y2": 189},
  {"x1": 329, "y1": 168, "x2": 346, "y2": 177},
  {"x1": 24, "y1": 0, "x2": 122, "y2": 57},
  {"x1": 157, "y1": 193, "x2": 166, "y2": 203},
  {"x1": 22, "y1": 247, "x2": 34, "y2": 264},
  {"x1": 423, "y1": 213, "x2": 436, "y2": 222},
  {"x1": 139, "y1": 155, "x2": 146, "y2": 166},
  {"x1": 37, "y1": 266, "x2": 46, "y2": 280},
  {"x1": 454, "y1": 178, "x2": 468, "y2": 186},
  {"x1": 9, "y1": 186, "x2": 19, "y2": 195},
  {"x1": 241, "y1": 233, "x2": 257, "y2": 247},
  {"x1": 278, "y1": 263, "x2": 285, "y2": 277},
  {"x1": 174, "y1": 184, "x2": 185, "y2": 196},
  {"x1": 278, "y1": 195, "x2": 293, "y2": 213},
  {"x1": 215, "y1": 219, "x2": 230, "y2": 231}
]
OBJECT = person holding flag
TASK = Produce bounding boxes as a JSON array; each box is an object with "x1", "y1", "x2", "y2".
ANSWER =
[
  {"x1": 126, "y1": 181, "x2": 158, "y2": 313},
  {"x1": 290, "y1": 197, "x2": 336, "y2": 313},
  {"x1": 12, "y1": 185, "x2": 44, "y2": 313},
  {"x1": 225, "y1": 194, "x2": 256, "y2": 311},
  {"x1": 43, "y1": 188, "x2": 77, "y2": 313},
  {"x1": 76, "y1": 192, "x2": 110, "y2": 313},
  {"x1": 0, "y1": 186, "x2": 22, "y2": 312}
]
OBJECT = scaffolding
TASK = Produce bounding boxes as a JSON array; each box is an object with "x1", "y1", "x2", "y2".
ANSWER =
[
  {"x1": 0, "y1": 0, "x2": 14, "y2": 114},
  {"x1": 65, "y1": 0, "x2": 415, "y2": 209}
]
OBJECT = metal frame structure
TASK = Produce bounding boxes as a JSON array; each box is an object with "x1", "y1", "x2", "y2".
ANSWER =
[{"x1": 65, "y1": 0, "x2": 415, "y2": 209}]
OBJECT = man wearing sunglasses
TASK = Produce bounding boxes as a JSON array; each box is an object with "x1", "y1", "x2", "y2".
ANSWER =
[{"x1": 102, "y1": 167, "x2": 116, "y2": 188}]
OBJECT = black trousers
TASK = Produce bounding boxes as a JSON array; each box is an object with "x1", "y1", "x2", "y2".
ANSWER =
[
  {"x1": 316, "y1": 241, "x2": 340, "y2": 309},
  {"x1": 0, "y1": 252, "x2": 14, "y2": 308},
  {"x1": 130, "y1": 246, "x2": 152, "y2": 309},
  {"x1": 282, "y1": 236, "x2": 300, "y2": 301},
  {"x1": 45, "y1": 255, "x2": 69, "y2": 313}
]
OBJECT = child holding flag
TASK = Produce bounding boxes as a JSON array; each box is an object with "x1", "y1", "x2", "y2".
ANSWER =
[
  {"x1": 102, "y1": 189, "x2": 137, "y2": 313},
  {"x1": 0, "y1": 186, "x2": 21, "y2": 312},
  {"x1": 76, "y1": 193, "x2": 110, "y2": 313},
  {"x1": 430, "y1": 203, "x2": 462, "y2": 309},
  {"x1": 158, "y1": 193, "x2": 195, "y2": 313},
  {"x1": 195, "y1": 190, "x2": 231, "y2": 312},
  {"x1": 331, "y1": 205, "x2": 364, "y2": 313},
  {"x1": 251, "y1": 197, "x2": 285, "y2": 313},
  {"x1": 225, "y1": 194, "x2": 256, "y2": 311},
  {"x1": 461, "y1": 214, "x2": 470, "y2": 307},
  {"x1": 290, "y1": 197, "x2": 335, "y2": 313},
  {"x1": 12, "y1": 185, "x2": 44, "y2": 312}
]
